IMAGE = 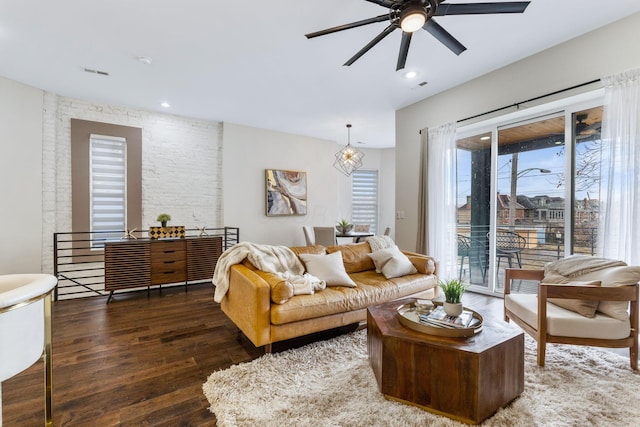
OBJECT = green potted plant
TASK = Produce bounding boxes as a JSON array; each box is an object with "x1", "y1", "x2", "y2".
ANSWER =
[
  {"x1": 156, "y1": 213, "x2": 171, "y2": 228},
  {"x1": 439, "y1": 279, "x2": 466, "y2": 316},
  {"x1": 336, "y1": 219, "x2": 353, "y2": 234}
]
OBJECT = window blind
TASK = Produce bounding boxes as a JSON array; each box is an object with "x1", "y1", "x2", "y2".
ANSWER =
[
  {"x1": 90, "y1": 135, "x2": 127, "y2": 243},
  {"x1": 351, "y1": 170, "x2": 379, "y2": 234}
]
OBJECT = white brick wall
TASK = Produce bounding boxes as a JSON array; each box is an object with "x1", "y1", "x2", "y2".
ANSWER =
[{"x1": 42, "y1": 94, "x2": 223, "y2": 274}]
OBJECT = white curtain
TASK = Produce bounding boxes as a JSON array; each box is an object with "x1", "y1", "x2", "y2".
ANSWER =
[
  {"x1": 419, "y1": 122, "x2": 458, "y2": 280},
  {"x1": 598, "y1": 68, "x2": 640, "y2": 264}
]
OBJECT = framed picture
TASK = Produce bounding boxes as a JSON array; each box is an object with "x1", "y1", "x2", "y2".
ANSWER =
[{"x1": 266, "y1": 169, "x2": 307, "y2": 216}]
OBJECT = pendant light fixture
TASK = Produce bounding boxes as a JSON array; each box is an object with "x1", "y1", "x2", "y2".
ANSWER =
[{"x1": 334, "y1": 124, "x2": 364, "y2": 176}]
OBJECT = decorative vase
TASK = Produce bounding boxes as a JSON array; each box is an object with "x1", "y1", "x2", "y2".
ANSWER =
[
  {"x1": 161, "y1": 220, "x2": 167, "y2": 228},
  {"x1": 443, "y1": 302, "x2": 463, "y2": 317},
  {"x1": 336, "y1": 225, "x2": 353, "y2": 234}
]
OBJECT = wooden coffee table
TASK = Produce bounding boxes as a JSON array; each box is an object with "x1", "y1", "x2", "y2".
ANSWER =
[{"x1": 367, "y1": 298, "x2": 524, "y2": 425}]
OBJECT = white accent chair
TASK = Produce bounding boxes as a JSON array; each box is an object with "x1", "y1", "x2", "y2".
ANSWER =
[
  {"x1": 504, "y1": 268, "x2": 638, "y2": 370},
  {"x1": 1, "y1": 274, "x2": 58, "y2": 425}
]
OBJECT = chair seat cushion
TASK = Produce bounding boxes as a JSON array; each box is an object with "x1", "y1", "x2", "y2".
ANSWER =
[{"x1": 505, "y1": 294, "x2": 630, "y2": 340}]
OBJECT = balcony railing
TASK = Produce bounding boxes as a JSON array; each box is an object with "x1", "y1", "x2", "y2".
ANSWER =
[
  {"x1": 457, "y1": 225, "x2": 597, "y2": 292},
  {"x1": 53, "y1": 227, "x2": 239, "y2": 300}
]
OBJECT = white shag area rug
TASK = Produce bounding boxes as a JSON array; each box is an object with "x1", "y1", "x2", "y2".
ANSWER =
[{"x1": 203, "y1": 330, "x2": 640, "y2": 426}]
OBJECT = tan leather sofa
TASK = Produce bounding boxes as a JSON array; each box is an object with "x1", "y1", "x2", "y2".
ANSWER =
[{"x1": 220, "y1": 242, "x2": 440, "y2": 350}]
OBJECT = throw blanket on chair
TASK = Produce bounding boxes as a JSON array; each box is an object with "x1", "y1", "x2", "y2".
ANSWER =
[
  {"x1": 213, "y1": 242, "x2": 322, "y2": 303},
  {"x1": 544, "y1": 254, "x2": 626, "y2": 281}
]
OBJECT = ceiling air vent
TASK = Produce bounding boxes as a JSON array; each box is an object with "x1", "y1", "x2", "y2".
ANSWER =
[
  {"x1": 83, "y1": 68, "x2": 110, "y2": 76},
  {"x1": 418, "y1": 81, "x2": 428, "y2": 87}
]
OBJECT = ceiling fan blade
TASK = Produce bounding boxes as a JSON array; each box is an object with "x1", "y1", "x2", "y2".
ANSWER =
[
  {"x1": 305, "y1": 14, "x2": 389, "y2": 39},
  {"x1": 434, "y1": 2, "x2": 530, "y2": 16},
  {"x1": 396, "y1": 32, "x2": 412, "y2": 71},
  {"x1": 344, "y1": 24, "x2": 397, "y2": 66},
  {"x1": 423, "y1": 19, "x2": 466, "y2": 55},
  {"x1": 364, "y1": 0, "x2": 397, "y2": 7}
]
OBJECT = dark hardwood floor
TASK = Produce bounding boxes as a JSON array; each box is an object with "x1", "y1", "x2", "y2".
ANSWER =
[{"x1": 2, "y1": 285, "x2": 636, "y2": 426}]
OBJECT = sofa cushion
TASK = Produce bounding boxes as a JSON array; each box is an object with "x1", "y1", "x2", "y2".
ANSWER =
[
  {"x1": 368, "y1": 246, "x2": 417, "y2": 279},
  {"x1": 505, "y1": 293, "x2": 630, "y2": 340},
  {"x1": 545, "y1": 280, "x2": 602, "y2": 318},
  {"x1": 270, "y1": 270, "x2": 438, "y2": 325},
  {"x1": 325, "y1": 242, "x2": 375, "y2": 274},
  {"x1": 299, "y1": 251, "x2": 356, "y2": 287}
]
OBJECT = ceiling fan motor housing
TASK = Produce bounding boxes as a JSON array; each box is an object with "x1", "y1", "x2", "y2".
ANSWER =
[{"x1": 393, "y1": 1, "x2": 437, "y2": 27}]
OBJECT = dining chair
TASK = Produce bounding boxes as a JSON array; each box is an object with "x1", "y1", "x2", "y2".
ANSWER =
[
  {"x1": 313, "y1": 226, "x2": 337, "y2": 246},
  {"x1": 302, "y1": 226, "x2": 315, "y2": 246},
  {"x1": 352, "y1": 224, "x2": 370, "y2": 243}
]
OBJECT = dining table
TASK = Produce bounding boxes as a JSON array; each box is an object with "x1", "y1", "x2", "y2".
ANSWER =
[{"x1": 335, "y1": 231, "x2": 374, "y2": 243}]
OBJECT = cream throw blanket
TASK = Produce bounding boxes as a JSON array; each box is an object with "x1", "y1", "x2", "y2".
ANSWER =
[
  {"x1": 544, "y1": 254, "x2": 626, "y2": 281},
  {"x1": 213, "y1": 242, "x2": 324, "y2": 302}
]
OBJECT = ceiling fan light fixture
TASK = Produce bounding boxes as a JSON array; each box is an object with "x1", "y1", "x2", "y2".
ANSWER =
[{"x1": 400, "y1": 6, "x2": 427, "y2": 33}]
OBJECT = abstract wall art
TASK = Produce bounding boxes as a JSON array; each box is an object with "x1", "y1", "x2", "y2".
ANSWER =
[{"x1": 265, "y1": 169, "x2": 307, "y2": 216}]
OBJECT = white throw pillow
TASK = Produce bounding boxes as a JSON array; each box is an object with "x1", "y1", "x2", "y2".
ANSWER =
[
  {"x1": 299, "y1": 251, "x2": 356, "y2": 287},
  {"x1": 368, "y1": 246, "x2": 400, "y2": 273},
  {"x1": 368, "y1": 246, "x2": 418, "y2": 279},
  {"x1": 578, "y1": 266, "x2": 640, "y2": 320}
]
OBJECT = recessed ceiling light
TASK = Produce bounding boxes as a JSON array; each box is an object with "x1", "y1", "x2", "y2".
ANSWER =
[
  {"x1": 137, "y1": 56, "x2": 153, "y2": 65},
  {"x1": 160, "y1": 102, "x2": 170, "y2": 108},
  {"x1": 404, "y1": 71, "x2": 418, "y2": 79},
  {"x1": 480, "y1": 136, "x2": 491, "y2": 141}
]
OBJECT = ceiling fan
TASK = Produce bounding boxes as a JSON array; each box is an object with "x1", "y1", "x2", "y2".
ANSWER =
[
  {"x1": 305, "y1": 0, "x2": 531, "y2": 71},
  {"x1": 575, "y1": 113, "x2": 601, "y2": 140}
]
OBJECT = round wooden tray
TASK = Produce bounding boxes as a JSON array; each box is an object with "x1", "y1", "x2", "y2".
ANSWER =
[{"x1": 397, "y1": 301, "x2": 483, "y2": 338}]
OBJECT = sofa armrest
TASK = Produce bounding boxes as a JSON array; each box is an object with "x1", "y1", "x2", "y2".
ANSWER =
[
  {"x1": 402, "y1": 250, "x2": 438, "y2": 277},
  {"x1": 220, "y1": 263, "x2": 272, "y2": 347}
]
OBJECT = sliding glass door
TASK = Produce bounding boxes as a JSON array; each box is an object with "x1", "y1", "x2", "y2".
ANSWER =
[
  {"x1": 455, "y1": 97, "x2": 603, "y2": 295},
  {"x1": 492, "y1": 114, "x2": 565, "y2": 292}
]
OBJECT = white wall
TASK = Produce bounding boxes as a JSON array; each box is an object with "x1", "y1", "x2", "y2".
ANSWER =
[
  {"x1": 223, "y1": 122, "x2": 395, "y2": 246},
  {"x1": 395, "y1": 12, "x2": 640, "y2": 251},
  {"x1": 0, "y1": 77, "x2": 44, "y2": 273}
]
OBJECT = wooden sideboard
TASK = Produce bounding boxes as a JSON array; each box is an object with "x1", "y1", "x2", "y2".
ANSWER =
[{"x1": 104, "y1": 236, "x2": 222, "y2": 303}]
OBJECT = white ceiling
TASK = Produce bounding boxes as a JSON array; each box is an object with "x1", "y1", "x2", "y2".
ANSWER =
[{"x1": 1, "y1": 1, "x2": 639, "y2": 148}]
